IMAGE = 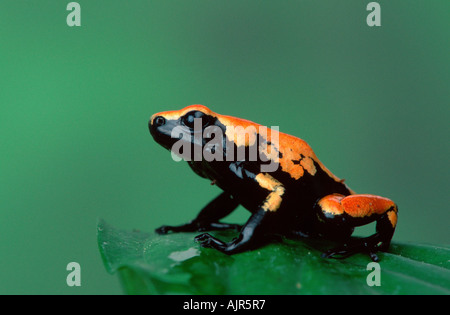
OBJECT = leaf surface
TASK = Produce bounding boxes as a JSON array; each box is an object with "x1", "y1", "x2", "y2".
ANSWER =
[{"x1": 98, "y1": 220, "x2": 450, "y2": 295}]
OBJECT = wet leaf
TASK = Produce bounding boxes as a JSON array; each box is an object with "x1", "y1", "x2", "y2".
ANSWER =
[{"x1": 97, "y1": 219, "x2": 450, "y2": 295}]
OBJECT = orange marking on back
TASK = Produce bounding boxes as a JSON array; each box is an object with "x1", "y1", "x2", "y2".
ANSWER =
[
  {"x1": 150, "y1": 105, "x2": 213, "y2": 124},
  {"x1": 151, "y1": 105, "x2": 355, "y2": 191}
]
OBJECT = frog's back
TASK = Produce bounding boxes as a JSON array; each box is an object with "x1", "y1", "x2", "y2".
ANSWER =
[
  {"x1": 277, "y1": 132, "x2": 353, "y2": 192},
  {"x1": 213, "y1": 108, "x2": 355, "y2": 195}
]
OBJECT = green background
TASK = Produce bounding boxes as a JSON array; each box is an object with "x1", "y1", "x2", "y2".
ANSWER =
[{"x1": 0, "y1": 1, "x2": 448, "y2": 294}]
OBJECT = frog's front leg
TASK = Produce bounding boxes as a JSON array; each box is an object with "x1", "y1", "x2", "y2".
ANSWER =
[
  {"x1": 195, "y1": 208, "x2": 274, "y2": 254},
  {"x1": 195, "y1": 173, "x2": 285, "y2": 254},
  {"x1": 155, "y1": 192, "x2": 241, "y2": 234}
]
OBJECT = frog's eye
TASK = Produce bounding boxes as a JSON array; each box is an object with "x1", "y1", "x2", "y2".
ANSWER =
[{"x1": 181, "y1": 111, "x2": 212, "y2": 129}]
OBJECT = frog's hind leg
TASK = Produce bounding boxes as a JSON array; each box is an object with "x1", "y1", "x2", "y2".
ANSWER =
[{"x1": 315, "y1": 194, "x2": 398, "y2": 261}]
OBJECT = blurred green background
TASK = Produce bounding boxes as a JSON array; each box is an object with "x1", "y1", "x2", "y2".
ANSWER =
[{"x1": 0, "y1": 0, "x2": 448, "y2": 294}]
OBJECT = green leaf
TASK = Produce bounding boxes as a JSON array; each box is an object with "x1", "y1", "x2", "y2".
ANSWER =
[{"x1": 97, "y1": 219, "x2": 450, "y2": 295}]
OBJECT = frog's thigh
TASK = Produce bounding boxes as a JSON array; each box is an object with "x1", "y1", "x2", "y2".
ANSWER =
[{"x1": 315, "y1": 194, "x2": 398, "y2": 246}]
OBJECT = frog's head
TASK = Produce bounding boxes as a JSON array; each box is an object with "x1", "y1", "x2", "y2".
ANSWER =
[
  {"x1": 149, "y1": 104, "x2": 280, "y2": 173},
  {"x1": 149, "y1": 105, "x2": 221, "y2": 161}
]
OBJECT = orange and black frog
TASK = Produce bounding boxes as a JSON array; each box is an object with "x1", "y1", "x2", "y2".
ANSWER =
[{"x1": 149, "y1": 105, "x2": 398, "y2": 261}]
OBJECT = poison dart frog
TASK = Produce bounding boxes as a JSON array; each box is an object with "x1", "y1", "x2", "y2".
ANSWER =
[{"x1": 149, "y1": 105, "x2": 398, "y2": 261}]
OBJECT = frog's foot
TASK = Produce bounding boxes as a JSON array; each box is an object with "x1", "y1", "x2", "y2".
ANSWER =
[
  {"x1": 194, "y1": 233, "x2": 228, "y2": 252},
  {"x1": 321, "y1": 235, "x2": 385, "y2": 262},
  {"x1": 155, "y1": 221, "x2": 242, "y2": 235}
]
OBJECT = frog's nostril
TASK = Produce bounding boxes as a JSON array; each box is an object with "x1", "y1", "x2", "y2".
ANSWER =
[{"x1": 153, "y1": 116, "x2": 166, "y2": 127}]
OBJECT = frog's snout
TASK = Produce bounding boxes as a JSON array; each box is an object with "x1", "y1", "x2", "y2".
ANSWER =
[{"x1": 149, "y1": 114, "x2": 182, "y2": 151}]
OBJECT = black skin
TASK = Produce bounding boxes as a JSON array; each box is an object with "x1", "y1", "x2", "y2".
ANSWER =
[{"x1": 149, "y1": 111, "x2": 395, "y2": 261}]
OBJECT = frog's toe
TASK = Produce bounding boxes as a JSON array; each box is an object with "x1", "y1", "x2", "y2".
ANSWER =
[
  {"x1": 322, "y1": 241, "x2": 380, "y2": 262},
  {"x1": 194, "y1": 233, "x2": 211, "y2": 242},
  {"x1": 195, "y1": 233, "x2": 228, "y2": 251},
  {"x1": 155, "y1": 225, "x2": 172, "y2": 235},
  {"x1": 321, "y1": 245, "x2": 353, "y2": 260}
]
